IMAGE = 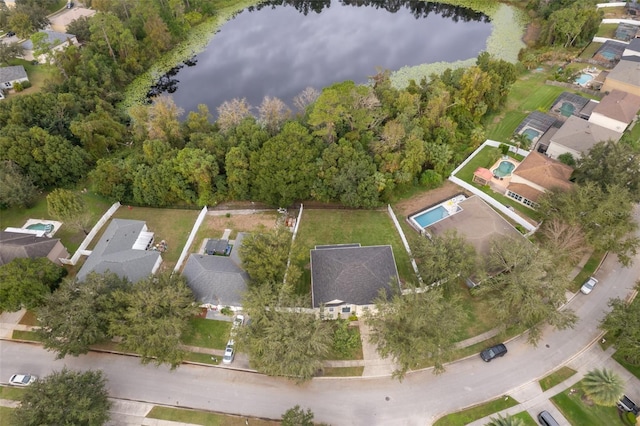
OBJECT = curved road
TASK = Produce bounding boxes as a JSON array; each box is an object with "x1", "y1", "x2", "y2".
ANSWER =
[{"x1": 2, "y1": 219, "x2": 639, "y2": 425}]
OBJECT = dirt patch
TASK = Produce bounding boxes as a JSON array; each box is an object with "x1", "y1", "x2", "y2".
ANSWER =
[
  {"x1": 393, "y1": 181, "x2": 469, "y2": 216},
  {"x1": 523, "y1": 21, "x2": 541, "y2": 47},
  {"x1": 201, "y1": 211, "x2": 280, "y2": 236}
]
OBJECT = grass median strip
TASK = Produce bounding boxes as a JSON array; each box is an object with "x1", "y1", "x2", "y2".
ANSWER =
[
  {"x1": 0, "y1": 385, "x2": 26, "y2": 401},
  {"x1": 433, "y1": 395, "x2": 519, "y2": 426},
  {"x1": 539, "y1": 366, "x2": 577, "y2": 392},
  {"x1": 146, "y1": 406, "x2": 279, "y2": 425},
  {"x1": 551, "y1": 382, "x2": 619, "y2": 425}
]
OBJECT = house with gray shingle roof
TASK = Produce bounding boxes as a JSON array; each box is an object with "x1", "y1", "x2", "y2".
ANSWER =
[
  {"x1": 0, "y1": 65, "x2": 28, "y2": 99},
  {"x1": 310, "y1": 244, "x2": 399, "y2": 319},
  {"x1": 545, "y1": 115, "x2": 622, "y2": 160},
  {"x1": 0, "y1": 231, "x2": 69, "y2": 266},
  {"x1": 77, "y1": 219, "x2": 161, "y2": 283},
  {"x1": 588, "y1": 90, "x2": 640, "y2": 133},
  {"x1": 182, "y1": 233, "x2": 249, "y2": 309},
  {"x1": 21, "y1": 30, "x2": 78, "y2": 64}
]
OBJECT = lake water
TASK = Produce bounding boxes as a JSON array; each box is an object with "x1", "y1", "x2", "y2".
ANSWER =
[{"x1": 150, "y1": 0, "x2": 492, "y2": 115}]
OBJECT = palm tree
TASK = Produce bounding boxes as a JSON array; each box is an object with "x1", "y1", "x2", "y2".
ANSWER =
[
  {"x1": 582, "y1": 368, "x2": 625, "y2": 406},
  {"x1": 511, "y1": 132, "x2": 531, "y2": 152},
  {"x1": 485, "y1": 413, "x2": 524, "y2": 426}
]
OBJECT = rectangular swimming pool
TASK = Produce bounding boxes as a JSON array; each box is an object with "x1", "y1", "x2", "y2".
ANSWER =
[{"x1": 412, "y1": 205, "x2": 450, "y2": 228}]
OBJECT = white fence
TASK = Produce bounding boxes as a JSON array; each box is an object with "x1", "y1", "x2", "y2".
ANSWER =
[
  {"x1": 387, "y1": 204, "x2": 422, "y2": 284},
  {"x1": 601, "y1": 18, "x2": 640, "y2": 25},
  {"x1": 592, "y1": 36, "x2": 630, "y2": 44},
  {"x1": 449, "y1": 140, "x2": 537, "y2": 233},
  {"x1": 173, "y1": 206, "x2": 209, "y2": 273},
  {"x1": 60, "y1": 202, "x2": 121, "y2": 266},
  {"x1": 597, "y1": 2, "x2": 626, "y2": 8}
]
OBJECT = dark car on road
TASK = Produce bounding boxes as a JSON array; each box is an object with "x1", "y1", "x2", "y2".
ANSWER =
[
  {"x1": 480, "y1": 343, "x2": 507, "y2": 362},
  {"x1": 618, "y1": 395, "x2": 640, "y2": 415}
]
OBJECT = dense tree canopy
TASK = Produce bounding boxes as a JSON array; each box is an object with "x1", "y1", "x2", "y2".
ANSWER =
[
  {"x1": 13, "y1": 368, "x2": 111, "y2": 426},
  {"x1": 475, "y1": 238, "x2": 577, "y2": 345},
  {"x1": 0, "y1": 160, "x2": 37, "y2": 209},
  {"x1": 366, "y1": 285, "x2": 467, "y2": 378},
  {"x1": 239, "y1": 226, "x2": 293, "y2": 285},
  {"x1": 0, "y1": 258, "x2": 66, "y2": 312},
  {"x1": 600, "y1": 294, "x2": 640, "y2": 366},
  {"x1": 37, "y1": 272, "x2": 130, "y2": 358}
]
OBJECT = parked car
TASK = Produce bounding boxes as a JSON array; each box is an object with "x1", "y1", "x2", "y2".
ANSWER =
[
  {"x1": 480, "y1": 343, "x2": 507, "y2": 362},
  {"x1": 6, "y1": 31, "x2": 15, "y2": 37},
  {"x1": 537, "y1": 410, "x2": 560, "y2": 426},
  {"x1": 618, "y1": 395, "x2": 640, "y2": 415},
  {"x1": 9, "y1": 374, "x2": 37, "y2": 386},
  {"x1": 580, "y1": 276, "x2": 598, "y2": 295},
  {"x1": 233, "y1": 314, "x2": 244, "y2": 329},
  {"x1": 222, "y1": 340, "x2": 235, "y2": 364},
  {"x1": 66, "y1": 1, "x2": 74, "y2": 8}
]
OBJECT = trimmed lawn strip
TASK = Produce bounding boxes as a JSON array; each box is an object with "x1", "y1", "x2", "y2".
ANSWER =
[
  {"x1": 183, "y1": 352, "x2": 220, "y2": 365},
  {"x1": 450, "y1": 280, "x2": 502, "y2": 340},
  {"x1": 320, "y1": 366, "x2": 364, "y2": 377},
  {"x1": 0, "y1": 406, "x2": 16, "y2": 426},
  {"x1": 11, "y1": 330, "x2": 40, "y2": 341},
  {"x1": 181, "y1": 318, "x2": 232, "y2": 350},
  {"x1": 570, "y1": 250, "x2": 606, "y2": 292},
  {"x1": 433, "y1": 396, "x2": 519, "y2": 426},
  {"x1": 112, "y1": 207, "x2": 200, "y2": 267},
  {"x1": 579, "y1": 42, "x2": 602, "y2": 59},
  {"x1": 0, "y1": 385, "x2": 26, "y2": 401},
  {"x1": 596, "y1": 23, "x2": 618, "y2": 38},
  {"x1": 539, "y1": 366, "x2": 577, "y2": 392},
  {"x1": 146, "y1": 406, "x2": 279, "y2": 425},
  {"x1": 18, "y1": 311, "x2": 38, "y2": 326},
  {"x1": 512, "y1": 411, "x2": 538, "y2": 426},
  {"x1": 486, "y1": 110, "x2": 528, "y2": 143},
  {"x1": 550, "y1": 382, "x2": 620, "y2": 425},
  {"x1": 613, "y1": 352, "x2": 640, "y2": 380}
]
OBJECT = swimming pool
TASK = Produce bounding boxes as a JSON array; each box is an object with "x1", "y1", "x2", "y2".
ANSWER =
[
  {"x1": 575, "y1": 73, "x2": 593, "y2": 86},
  {"x1": 522, "y1": 128, "x2": 540, "y2": 141},
  {"x1": 492, "y1": 160, "x2": 515, "y2": 178},
  {"x1": 411, "y1": 205, "x2": 450, "y2": 228},
  {"x1": 26, "y1": 223, "x2": 54, "y2": 234}
]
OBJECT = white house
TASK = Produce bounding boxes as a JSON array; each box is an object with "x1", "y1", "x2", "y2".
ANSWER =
[
  {"x1": 545, "y1": 115, "x2": 622, "y2": 160},
  {"x1": 588, "y1": 90, "x2": 640, "y2": 133},
  {"x1": 21, "y1": 30, "x2": 78, "y2": 64},
  {"x1": 0, "y1": 65, "x2": 28, "y2": 99}
]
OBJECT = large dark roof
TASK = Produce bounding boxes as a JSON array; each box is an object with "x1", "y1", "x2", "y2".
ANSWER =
[
  {"x1": 0, "y1": 231, "x2": 61, "y2": 266},
  {"x1": 182, "y1": 233, "x2": 249, "y2": 307},
  {"x1": 515, "y1": 111, "x2": 559, "y2": 134},
  {"x1": 310, "y1": 245, "x2": 399, "y2": 308},
  {"x1": 76, "y1": 219, "x2": 160, "y2": 283}
]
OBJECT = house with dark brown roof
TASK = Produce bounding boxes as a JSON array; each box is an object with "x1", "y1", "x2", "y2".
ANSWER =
[
  {"x1": 310, "y1": 244, "x2": 399, "y2": 319},
  {"x1": 0, "y1": 231, "x2": 69, "y2": 266},
  {"x1": 588, "y1": 90, "x2": 640, "y2": 133},
  {"x1": 505, "y1": 152, "x2": 573, "y2": 208}
]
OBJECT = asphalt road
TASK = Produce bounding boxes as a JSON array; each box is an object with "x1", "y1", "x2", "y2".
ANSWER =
[{"x1": 2, "y1": 209, "x2": 639, "y2": 425}]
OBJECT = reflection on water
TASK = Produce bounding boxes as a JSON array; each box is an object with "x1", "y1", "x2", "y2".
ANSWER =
[{"x1": 149, "y1": 0, "x2": 491, "y2": 115}]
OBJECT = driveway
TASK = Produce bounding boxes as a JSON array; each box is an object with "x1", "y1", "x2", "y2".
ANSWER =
[{"x1": 48, "y1": 5, "x2": 96, "y2": 33}]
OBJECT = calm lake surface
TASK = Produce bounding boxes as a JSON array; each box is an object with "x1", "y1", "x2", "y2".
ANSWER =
[{"x1": 151, "y1": 0, "x2": 492, "y2": 115}]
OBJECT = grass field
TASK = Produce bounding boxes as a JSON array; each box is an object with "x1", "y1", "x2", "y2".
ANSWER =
[
  {"x1": 11, "y1": 330, "x2": 40, "y2": 341},
  {"x1": 512, "y1": 411, "x2": 538, "y2": 425},
  {"x1": 433, "y1": 396, "x2": 519, "y2": 426},
  {"x1": 293, "y1": 209, "x2": 415, "y2": 292},
  {"x1": 596, "y1": 23, "x2": 618, "y2": 38},
  {"x1": 146, "y1": 406, "x2": 279, "y2": 426},
  {"x1": 539, "y1": 366, "x2": 577, "y2": 392},
  {"x1": 0, "y1": 385, "x2": 26, "y2": 401},
  {"x1": 320, "y1": 366, "x2": 364, "y2": 377},
  {"x1": 181, "y1": 318, "x2": 232, "y2": 350},
  {"x1": 579, "y1": 42, "x2": 603, "y2": 59},
  {"x1": 183, "y1": 351, "x2": 220, "y2": 365},
  {"x1": 112, "y1": 206, "x2": 199, "y2": 268},
  {"x1": 0, "y1": 406, "x2": 16, "y2": 426},
  {"x1": 451, "y1": 281, "x2": 503, "y2": 340},
  {"x1": 551, "y1": 383, "x2": 620, "y2": 425}
]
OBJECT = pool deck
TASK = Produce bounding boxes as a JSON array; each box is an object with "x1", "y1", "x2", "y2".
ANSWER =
[
  {"x1": 487, "y1": 157, "x2": 520, "y2": 189},
  {"x1": 22, "y1": 219, "x2": 63, "y2": 237}
]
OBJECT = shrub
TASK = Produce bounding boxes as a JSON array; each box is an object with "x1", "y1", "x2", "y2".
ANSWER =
[
  {"x1": 220, "y1": 306, "x2": 233, "y2": 316},
  {"x1": 499, "y1": 143, "x2": 510, "y2": 156},
  {"x1": 420, "y1": 170, "x2": 443, "y2": 189},
  {"x1": 21, "y1": 80, "x2": 32, "y2": 89},
  {"x1": 13, "y1": 82, "x2": 23, "y2": 92}
]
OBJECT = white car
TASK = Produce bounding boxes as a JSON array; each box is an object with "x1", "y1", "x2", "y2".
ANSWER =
[
  {"x1": 9, "y1": 374, "x2": 37, "y2": 386},
  {"x1": 580, "y1": 276, "x2": 598, "y2": 295},
  {"x1": 222, "y1": 340, "x2": 235, "y2": 364},
  {"x1": 233, "y1": 314, "x2": 245, "y2": 329}
]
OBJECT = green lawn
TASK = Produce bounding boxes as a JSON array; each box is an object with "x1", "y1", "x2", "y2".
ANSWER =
[
  {"x1": 512, "y1": 411, "x2": 538, "y2": 426},
  {"x1": 539, "y1": 366, "x2": 577, "y2": 392},
  {"x1": 596, "y1": 23, "x2": 618, "y2": 39},
  {"x1": 112, "y1": 207, "x2": 200, "y2": 267},
  {"x1": 11, "y1": 330, "x2": 40, "y2": 341},
  {"x1": 433, "y1": 396, "x2": 519, "y2": 426},
  {"x1": 6, "y1": 59, "x2": 61, "y2": 97},
  {"x1": 146, "y1": 406, "x2": 279, "y2": 426},
  {"x1": 613, "y1": 352, "x2": 640, "y2": 380},
  {"x1": 449, "y1": 280, "x2": 502, "y2": 340},
  {"x1": 293, "y1": 209, "x2": 416, "y2": 292},
  {"x1": 181, "y1": 318, "x2": 232, "y2": 350},
  {"x1": 0, "y1": 385, "x2": 26, "y2": 401},
  {"x1": 320, "y1": 366, "x2": 364, "y2": 377},
  {"x1": 579, "y1": 42, "x2": 603, "y2": 59},
  {"x1": 183, "y1": 352, "x2": 220, "y2": 365},
  {"x1": 551, "y1": 383, "x2": 620, "y2": 425},
  {"x1": 0, "y1": 406, "x2": 16, "y2": 426},
  {"x1": 487, "y1": 110, "x2": 528, "y2": 142}
]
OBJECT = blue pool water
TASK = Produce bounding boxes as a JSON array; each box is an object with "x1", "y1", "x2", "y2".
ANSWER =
[
  {"x1": 412, "y1": 205, "x2": 450, "y2": 228},
  {"x1": 493, "y1": 161, "x2": 515, "y2": 178},
  {"x1": 522, "y1": 128, "x2": 540, "y2": 141},
  {"x1": 575, "y1": 73, "x2": 593, "y2": 86},
  {"x1": 27, "y1": 223, "x2": 54, "y2": 234}
]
